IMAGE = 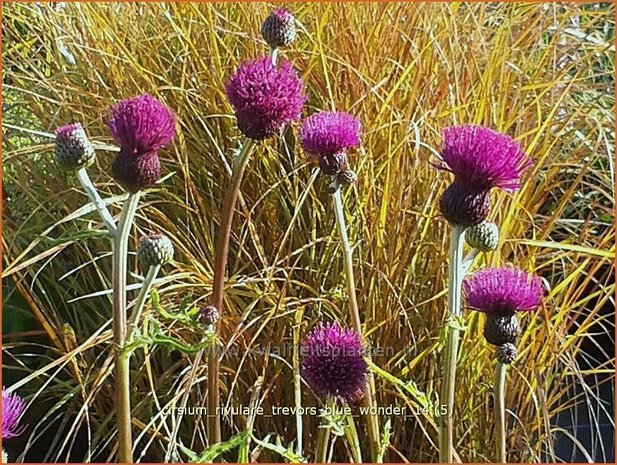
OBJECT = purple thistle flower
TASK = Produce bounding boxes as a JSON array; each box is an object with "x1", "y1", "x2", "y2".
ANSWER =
[
  {"x1": 437, "y1": 125, "x2": 532, "y2": 226},
  {"x1": 299, "y1": 111, "x2": 362, "y2": 158},
  {"x1": 226, "y1": 57, "x2": 306, "y2": 140},
  {"x1": 107, "y1": 94, "x2": 176, "y2": 155},
  {"x1": 107, "y1": 94, "x2": 175, "y2": 192},
  {"x1": 2, "y1": 388, "x2": 26, "y2": 439},
  {"x1": 300, "y1": 322, "x2": 368, "y2": 402},
  {"x1": 440, "y1": 125, "x2": 532, "y2": 192},
  {"x1": 463, "y1": 266, "x2": 544, "y2": 315}
]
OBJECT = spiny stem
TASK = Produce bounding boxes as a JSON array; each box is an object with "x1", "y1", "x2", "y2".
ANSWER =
[
  {"x1": 127, "y1": 264, "x2": 161, "y2": 344},
  {"x1": 438, "y1": 224, "x2": 464, "y2": 463},
  {"x1": 76, "y1": 167, "x2": 117, "y2": 235},
  {"x1": 207, "y1": 138, "x2": 256, "y2": 446},
  {"x1": 330, "y1": 185, "x2": 380, "y2": 462},
  {"x1": 113, "y1": 192, "x2": 140, "y2": 464},
  {"x1": 495, "y1": 362, "x2": 507, "y2": 463}
]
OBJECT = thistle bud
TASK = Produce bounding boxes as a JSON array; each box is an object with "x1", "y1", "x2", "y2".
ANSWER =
[
  {"x1": 199, "y1": 304, "x2": 220, "y2": 326},
  {"x1": 2, "y1": 449, "x2": 8, "y2": 464},
  {"x1": 483, "y1": 313, "x2": 521, "y2": 346},
  {"x1": 319, "y1": 152, "x2": 348, "y2": 176},
  {"x1": 466, "y1": 220, "x2": 499, "y2": 252},
  {"x1": 495, "y1": 343, "x2": 517, "y2": 364},
  {"x1": 138, "y1": 233, "x2": 174, "y2": 267},
  {"x1": 55, "y1": 123, "x2": 95, "y2": 171},
  {"x1": 337, "y1": 169, "x2": 357, "y2": 186},
  {"x1": 261, "y1": 8, "x2": 297, "y2": 48}
]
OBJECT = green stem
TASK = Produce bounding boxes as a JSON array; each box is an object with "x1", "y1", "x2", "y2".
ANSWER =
[
  {"x1": 293, "y1": 307, "x2": 305, "y2": 457},
  {"x1": 126, "y1": 264, "x2": 161, "y2": 344},
  {"x1": 76, "y1": 167, "x2": 117, "y2": 235},
  {"x1": 315, "y1": 399, "x2": 336, "y2": 463},
  {"x1": 270, "y1": 47, "x2": 279, "y2": 65},
  {"x1": 438, "y1": 224, "x2": 464, "y2": 463},
  {"x1": 330, "y1": 185, "x2": 380, "y2": 462},
  {"x1": 495, "y1": 362, "x2": 507, "y2": 463},
  {"x1": 344, "y1": 409, "x2": 362, "y2": 463},
  {"x1": 208, "y1": 138, "x2": 257, "y2": 446},
  {"x1": 113, "y1": 192, "x2": 140, "y2": 464}
]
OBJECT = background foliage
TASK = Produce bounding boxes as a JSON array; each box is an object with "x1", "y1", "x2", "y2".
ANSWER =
[{"x1": 2, "y1": 2, "x2": 614, "y2": 462}]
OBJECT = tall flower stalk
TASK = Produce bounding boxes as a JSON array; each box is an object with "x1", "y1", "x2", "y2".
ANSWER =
[
  {"x1": 299, "y1": 111, "x2": 380, "y2": 461},
  {"x1": 463, "y1": 266, "x2": 543, "y2": 462},
  {"x1": 56, "y1": 94, "x2": 176, "y2": 463},
  {"x1": 205, "y1": 26, "x2": 305, "y2": 445},
  {"x1": 438, "y1": 224, "x2": 465, "y2": 461},
  {"x1": 207, "y1": 136, "x2": 256, "y2": 444},
  {"x1": 433, "y1": 125, "x2": 533, "y2": 462}
]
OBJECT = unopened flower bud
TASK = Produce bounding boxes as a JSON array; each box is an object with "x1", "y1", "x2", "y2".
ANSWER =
[
  {"x1": 261, "y1": 8, "x2": 296, "y2": 48},
  {"x1": 138, "y1": 233, "x2": 174, "y2": 267},
  {"x1": 55, "y1": 123, "x2": 95, "y2": 171},
  {"x1": 495, "y1": 343, "x2": 517, "y2": 364},
  {"x1": 319, "y1": 152, "x2": 347, "y2": 176},
  {"x1": 484, "y1": 313, "x2": 521, "y2": 346},
  {"x1": 337, "y1": 169, "x2": 357, "y2": 186},
  {"x1": 199, "y1": 305, "x2": 220, "y2": 326},
  {"x1": 466, "y1": 220, "x2": 499, "y2": 252}
]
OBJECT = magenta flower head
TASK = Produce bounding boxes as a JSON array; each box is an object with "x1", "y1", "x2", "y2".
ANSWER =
[
  {"x1": 300, "y1": 111, "x2": 362, "y2": 176},
  {"x1": 108, "y1": 94, "x2": 175, "y2": 155},
  {"x1": 2, "y1": 388, "x2": 26, "y2": 439},
  {"x1": 464, "y1": 266, "x2": 544, "y2": 359},
  {"x1": 437, "y1": 125, "x2": 532, "y2": 227},
  {"x1": 108, "y1": 94, "x2": 176, "y2": 193},
  {"x1": 226, "y1": 57, "x2": 306, "y2": 141},
  {"x1": 300, "y1": 322, "x2": 368, "y2": 402},
  {"x1": 300, "y1": 111, "x2": 361, "y2": 154},
  {"x1": 463, "y1": 266, "x2": 543, "y2": 316}
]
